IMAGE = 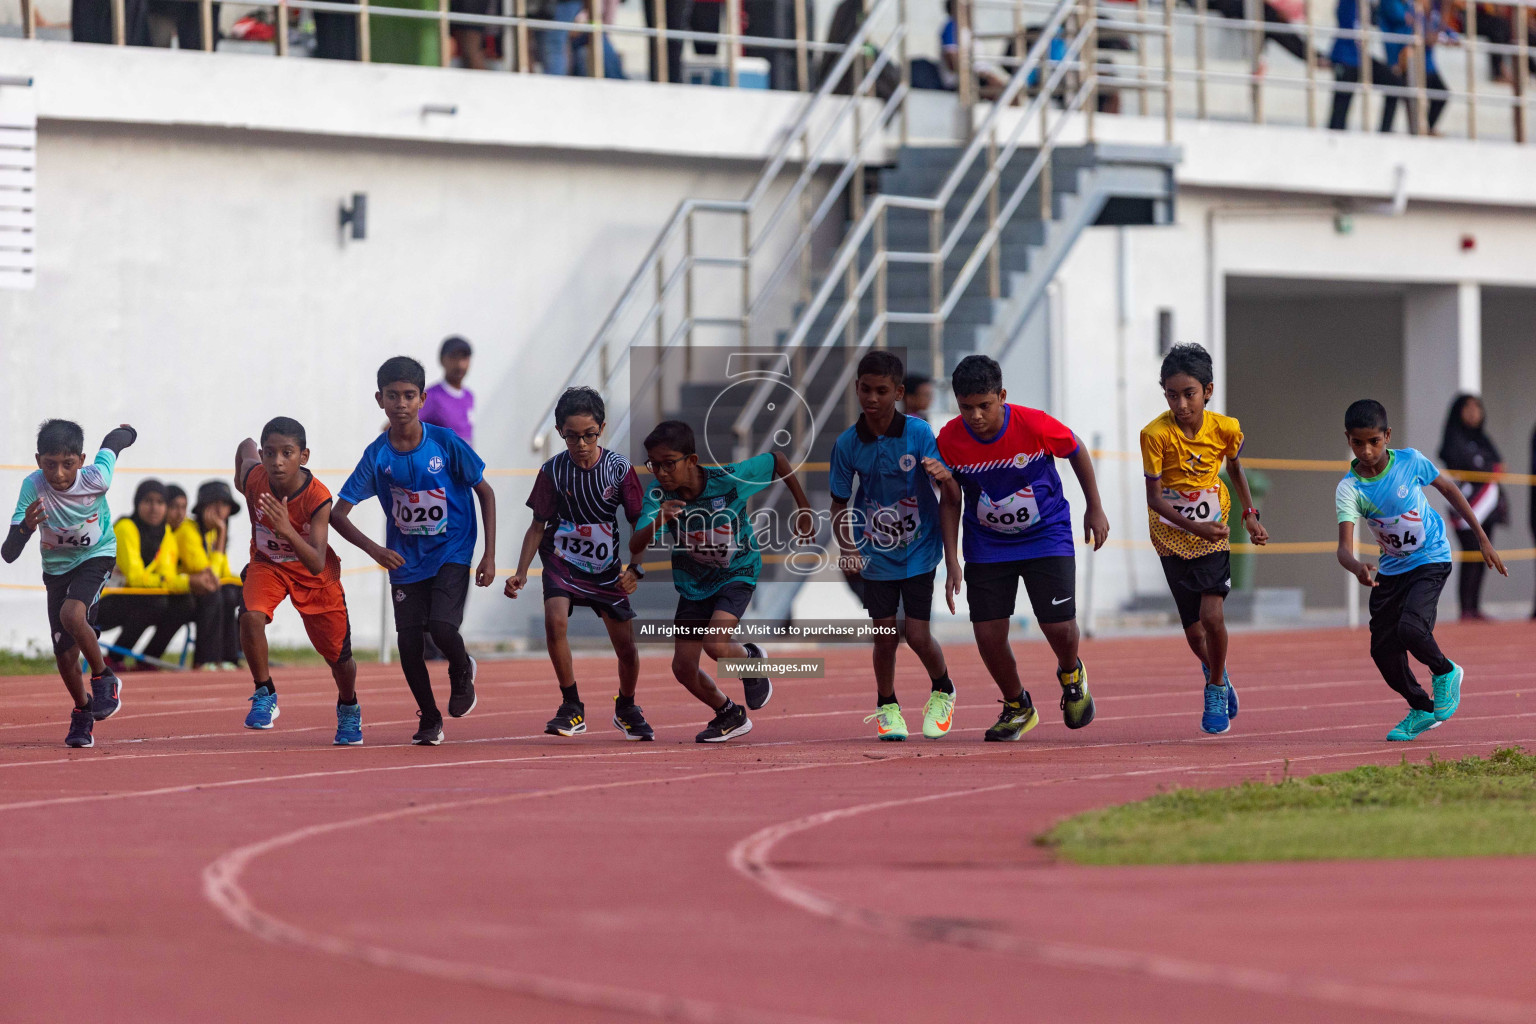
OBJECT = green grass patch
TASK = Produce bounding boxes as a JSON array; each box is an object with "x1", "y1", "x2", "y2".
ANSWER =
[
  {"x1": 1037, "y1": 747, "x2": 1536, "y2": 865},
  {"x1": 0, "y1": 649, "x2": 59, "y2": 675}
]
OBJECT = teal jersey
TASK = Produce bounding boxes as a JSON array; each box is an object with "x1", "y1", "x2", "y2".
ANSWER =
[
  {"x1": 637, "y1": 452, "x2": 777, "y2": 600},
  {"x1": 12, "y1": 449, "x2": 119, "y2": 575},
  {"x1": 1335, "y1": 447, "x2": 1452, "y2": 575}
]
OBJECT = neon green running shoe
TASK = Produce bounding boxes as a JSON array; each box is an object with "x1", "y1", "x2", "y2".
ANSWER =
[
  {"x1": 1386, "y1": 709, "x2": 1440, "y2": 741},
  {"x1": 1058, "y1": 659, "x2": 1094, "y2": 730},
  {"x1": 922, "y1": 688, "x2": 956, "y2": 738},
  {"x1": 984, "y1": 699, "x2": 1039, "y2": 742},
  {"x1": 864, "y1": 703, "x2": 908, "y2": 741}
]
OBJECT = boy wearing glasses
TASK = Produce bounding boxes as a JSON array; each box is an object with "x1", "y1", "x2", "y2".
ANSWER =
[
  {"x1": 630, "y1": 420, "x2": 815, "y2": 743},
  {"x1": 507, "y1": 388, "x2": 653, "y2": 740}
]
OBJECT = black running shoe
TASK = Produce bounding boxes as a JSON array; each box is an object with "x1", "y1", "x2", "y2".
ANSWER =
[
  {"x1": 695, "y1": 701, "x2": 753, "y2": 743},
  {"x1": 412, "y1": 710, "x2": 444, "y2": 746},
  {"x1": 448, "y1": 655, "x2": 478, "y2": 718},
  {"x1": 741, "y1": 642, "x2": 773, "y2": 710},
  {"x1": 65, "y1": 708, "x2": 95, "y2": 748},
  {"x1": 612, "y1": 699, "x2": 655, "y2": 742},
  {"x1": 89, "y1": 667, "x2": 122, "y2": 721},
  {"x1": 545, "y1": 701, "x2": 586, "y2": 737}
]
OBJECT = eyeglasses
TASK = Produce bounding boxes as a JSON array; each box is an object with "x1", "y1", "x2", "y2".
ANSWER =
[
  {"x1": 561, "y1": 430, "x2": 602, "y2": 447},
  {"x1": 645, "y1": 456, "x2": 687, "y2": 474}
]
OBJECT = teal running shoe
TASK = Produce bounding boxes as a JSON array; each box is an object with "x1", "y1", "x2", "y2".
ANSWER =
[
  {"x1": 245, "y1": 686, "x2": 279, "y2": 729},
  {"x1": 1432, "y1": 662, "x2": 1463, "y2": 722},
  {"x1": 334, "y1": 702, "x2": 363, "y2": 745},
  {"x1": 1200, "y1": 683, "x2": 1230, "y2": 735},
  {"x1": 1203, "y1": 664, "x2": 1238, "y2": 718},
  {"x1": 1387, "y1": 708, "x2": 1440, "y2": 741}
]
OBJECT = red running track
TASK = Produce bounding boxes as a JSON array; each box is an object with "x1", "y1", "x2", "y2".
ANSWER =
[{"x1": 1, "y1": 622, "x2": 1534, "y2": 1024}]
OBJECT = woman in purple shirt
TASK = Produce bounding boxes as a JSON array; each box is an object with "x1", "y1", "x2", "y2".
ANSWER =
[{"x1": 421, "y1": 336, "x2": 476, "y2": 446}]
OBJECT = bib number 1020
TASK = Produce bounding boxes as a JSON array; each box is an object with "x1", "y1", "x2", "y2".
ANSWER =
[{"x1": 390, "y1": 488, "x2": 449, "y2": 536}]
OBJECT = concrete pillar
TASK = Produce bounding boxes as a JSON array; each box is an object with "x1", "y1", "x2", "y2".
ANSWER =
[{"x1": 1403, "y1": 281, "x2": 1481, "y2": 453}]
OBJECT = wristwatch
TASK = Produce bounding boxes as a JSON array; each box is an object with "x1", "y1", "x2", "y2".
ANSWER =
[
  {"x1": 626, "y1": 562, "x2": 646, "y2": 580},
  {"x1": 1243, "y1": 507, "x2": 1261, "y2": 521}
]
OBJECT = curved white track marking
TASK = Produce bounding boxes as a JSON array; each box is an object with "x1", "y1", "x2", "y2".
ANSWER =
[
  {"x1": 204, "y1": 761, "x2": 872, "y2": 1024},
  {"x1": 728, "y1": 740, "x2": 1536, "y2": 1024}
]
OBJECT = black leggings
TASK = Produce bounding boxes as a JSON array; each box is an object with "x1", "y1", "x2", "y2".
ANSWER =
[
  {"x1": 1329, "y1": 61, "x2": 1408, "y2": 131},
  {"x1": 397, "y1": 621, "x2": 471, "y2": 717},
  {"x1": 1456, "y1": 524, "x2": 1494, "y2": 615},
  {"x1": 1204, "y1": 0, "x2": 1309, "y2": 62},
  {"x1": 98, "y1": 593, "x2": 195, "y2": 661},
  {"x1": 194, "y1": 584, "x2": 244, "y2": 666},
  {"x1": 1369, "y1": 563, "x2": 1454, "y2": 712}
]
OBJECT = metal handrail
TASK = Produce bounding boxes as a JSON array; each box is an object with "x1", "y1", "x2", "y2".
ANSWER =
[{"x1": 529, "y1": 0, "x2": 906, "y2": 454}]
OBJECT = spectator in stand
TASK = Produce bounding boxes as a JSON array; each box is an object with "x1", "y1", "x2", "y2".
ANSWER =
[
  {"x1": 1394, "y1": 0, "x2": 1457, "y2": 134},
  {"x1": 72, "y1": 0, "x2": 151, "y2": 43},
  {"x1": 97, "y1": 480, "x2": 195, "y2": 669},
  {"x1": 645, "y1": 0, "x2": 691, "y2": 82},
  {"x1": 1190, "y1": 0, "x2": 1326, "y2": 66},
  {"x1": 1470, "y1": 1, "x2": 1536, "y2": 83},
  {"x1": 1329, "y1": 0, "x2": 1409, "y2": 130},
  {"x1": 544, "y1": 0, "x2": 625, "y2": 77},
  {"x1": 1439, "y1": 394, "x2": 1507, "y2": 620},
  {"x1": 451, "y1": 0, "x2": 500, "y2": 69},
  {"x1": 902, "y1": 373, "x2": 936, "y2": 423},
  {"x1": 146, "y1": 0, "x2": 219, "y2": 49},
  {"x1": 422, "y1": 335, "x2": 478, "y2": 446},
  {"x1": 939, "y1": 0, "x2": 1011, "y2": 100},
  {"x1": 170, "y1": 481, "x2": 246, "y2": 669}
]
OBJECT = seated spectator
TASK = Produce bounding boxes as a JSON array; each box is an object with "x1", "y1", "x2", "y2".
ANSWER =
[
  {"x1": 422, "y1": 335, "x2": 477, "y2": 446},
  {"x1": 939, "y1": 0, "x2": 1011, "y2": 100},
  {"x1": 97, "y1": 480, "x2": 195, "y2": 669},
  {"x1": 543, "y1": 0, "x2": 625, "y2": 78},
  {"x1": 72, "y1": 0, "x2": 151, "y2": 44},
  {"x1": 172, "y1": 481, "x2": 247, "y2": 669},
  {"x1": 1329, "y1": 0, "x2": 1408, "y2": 130},
  {"x1": 1190, "y1": 0, "x2": 1326, "y2": 67}
]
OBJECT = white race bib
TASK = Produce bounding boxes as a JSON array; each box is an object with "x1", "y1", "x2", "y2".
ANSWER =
[
  {"x1": 40, "y1": 517, "x2": 102, "y2": 551},
  {"x1": 1367, "y1": 512, "x2": 1426, "y2": 558},
  {"x1": 976, "y1": 487, "x2": 1040, "y2": 534},
  {"x1": 864, "y1": 496, "x2": 920, "y2": 549},
  {"x1": 254, "y1": 522, "x2": 300, "y2": 563},
  {"x1": 682, "y1": 524, "x2": 737, "y2": 567},
  {"x1": 391, "y1": 486, "x2": 448, "y2": 537},
  {"x1": 1158, "y1": 486, "x2": 1222, "y2": 528},
  {"x1": 554, "y1": 520, "x2": 617, "y2": 574}
]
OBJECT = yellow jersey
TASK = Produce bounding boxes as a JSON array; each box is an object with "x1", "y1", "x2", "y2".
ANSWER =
[
  {"x1": 112, "y1": 518, "x2": 189, "y2": 592},
  {"x1": 1139, "y1": 410, "x2": 1244, "y2": 559}
]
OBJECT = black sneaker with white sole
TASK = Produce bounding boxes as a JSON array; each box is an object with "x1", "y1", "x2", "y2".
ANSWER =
[
  {"x1": 66, "y1": 708, "x2": 95, "y2": 748},
  {"x1": 448, "y1": 655, "x2": 478, "y2": 718},
  {"x1": 741, "y1": 642, "x2": 772, "y2": 710},
  {"x1": 88, "y1": 667, "x2": 122, "y2": 721},
  {"x1": 412, "y1": 710, "x2": 445, "y2": 746},
  {"x1": 612, "y1": 699, "x2": 655, "y2": 741},
  {"x1": 695, "y1": 700, "x2": 753, "y2": 743},
  {"x1": 545, "y1": 701, "x2": 586, "y2": 737}
]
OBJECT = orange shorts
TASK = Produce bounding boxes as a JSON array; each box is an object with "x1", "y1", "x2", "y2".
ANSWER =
[{"x1": 241, "y1": 560, "x2": 353, "y2": 665}]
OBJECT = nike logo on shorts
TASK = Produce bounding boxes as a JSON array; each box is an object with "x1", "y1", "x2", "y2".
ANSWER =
[{"x1": 1051, "y1": 596, "x2": 1070, "y2": 605}]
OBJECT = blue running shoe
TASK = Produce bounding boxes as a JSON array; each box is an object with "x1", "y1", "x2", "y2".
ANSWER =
[
  {"x1": 245, "y1": 685, "x2": 279, "y2": 729},
  {"x1": 88, "y1": 667, "x2": 123, "y2": 721},
  {"x1": 1201, "y1": 684, "x2": 1230, "y2": 735},
  {"x1": 334, "y1": 702, "x2": 363, "y2": 745},
  {"x1": 1202, "y1": 664, "x2": 1238, "y2": 719},
  {"x1": 1387, "y1": 709, "x2": 1440, "y2": 741},
  {"x1": 1432, "y1": 662, "x2": 1463, "y2": 722}
]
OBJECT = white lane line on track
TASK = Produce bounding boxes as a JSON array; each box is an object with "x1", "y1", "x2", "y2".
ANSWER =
[
  {"x1": 726, "y1": 738, "x2": 1536, "y2": 1024},
  {"x1": 203, "y1": 760, "x2": 875, "y2": 1024}
]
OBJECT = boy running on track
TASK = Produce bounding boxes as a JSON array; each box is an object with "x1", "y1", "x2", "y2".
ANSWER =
[
  {"x1": 629, "y1": 420, "x2": 814, "y2": 743},
  {"x1": 506, "y1": 387, "x2": 652, "y2": 741},
  {"x1": 1139, "y1": 343, "x2": 1268, "y2": 736},
  {"x1": 1335, "y1": 399, "x2": 1506, "y2": 741},
  {"x1": 937, "y1": 355, "x2": 1110, "y2": 741},
  {"x1": 235, "y1": 418, "x2": 363, "y2": 745},
  {"x1": 332, "y1": 356, "x2": 497, "y2": 746},
  {"x1": 3, "y1": 420, "x2": 136, "y2": 748},
  {"x1": 829, "y1": 350, "x2": 963, "y2": 741}
]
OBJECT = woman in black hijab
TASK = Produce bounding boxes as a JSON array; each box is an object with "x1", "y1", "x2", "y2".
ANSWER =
[
  {"x1": 97, "y1": 479, "x2": 196, "y2": 668},
  {"x1": 1439, "y1": 394, "x2": 1508, "y2": 620}
]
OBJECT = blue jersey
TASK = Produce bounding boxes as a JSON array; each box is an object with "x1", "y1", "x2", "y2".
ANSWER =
[
  {"x1": 1335, "y1": 448, "x2": 1452, "y2": 575},
  {"x1": 339, "y1": 422, "x2": 486, "y2": 584},
  {"x1": 828, "y1": 413, "x2": 944, "y2": 581},
  {"x1": 935, "y1": 405, "x2": 1079, "y2": 563}
]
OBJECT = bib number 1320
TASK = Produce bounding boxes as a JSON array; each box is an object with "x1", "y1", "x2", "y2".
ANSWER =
[{"x1": 391, "y1": 487, "x2": 448, "y2": 537}]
